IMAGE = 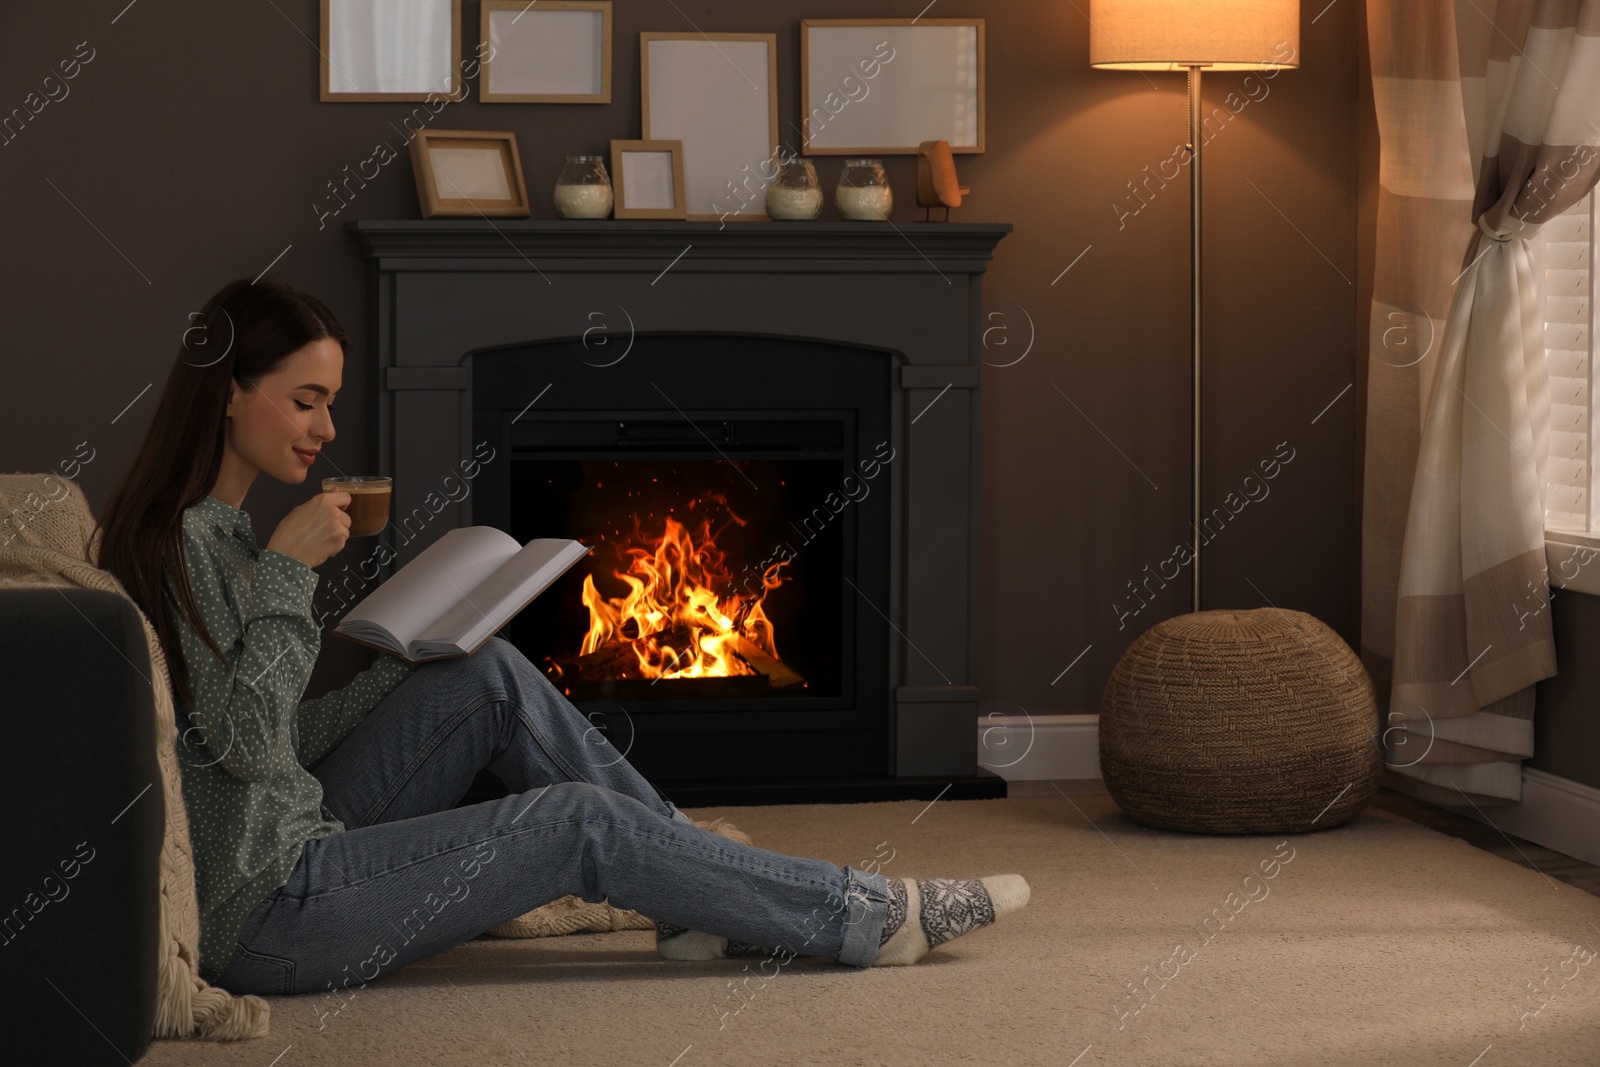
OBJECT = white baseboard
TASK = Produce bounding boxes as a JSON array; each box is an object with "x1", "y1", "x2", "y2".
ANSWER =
[
  {"x1": 975, "y1": 713, "x2": 1101, "y2": 781},
  {"x1": 1453, "y1": 767, "x2": 1600, "y2": 868}
]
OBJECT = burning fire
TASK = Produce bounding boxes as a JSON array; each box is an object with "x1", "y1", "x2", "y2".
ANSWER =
[{"x1": 579, "y1": 511, "x2": 788, "y2": 679}]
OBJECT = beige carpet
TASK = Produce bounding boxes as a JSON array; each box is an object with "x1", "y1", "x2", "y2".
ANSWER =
[{"x1": 140, "y1": 795, "x2": 1600, "y2": 1066}]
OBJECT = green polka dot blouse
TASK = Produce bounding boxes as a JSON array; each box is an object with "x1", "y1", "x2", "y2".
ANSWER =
[{"x1": 168, "y1": 496, "x2": 415, "y2": 981}]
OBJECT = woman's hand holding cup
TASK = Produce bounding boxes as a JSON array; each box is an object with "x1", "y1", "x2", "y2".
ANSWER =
[{"x1": 266, "y1": 491, "x2": 351, "y2": 568}]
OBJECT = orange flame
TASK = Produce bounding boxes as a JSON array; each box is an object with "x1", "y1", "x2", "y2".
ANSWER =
[{"x1": 579, "y1": 512, "x2": 787, "y2": 679}]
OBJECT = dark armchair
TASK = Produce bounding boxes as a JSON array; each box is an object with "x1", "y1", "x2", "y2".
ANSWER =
[{"x1": 1, "y1": 587, "x2": 165, "y2": 1064}]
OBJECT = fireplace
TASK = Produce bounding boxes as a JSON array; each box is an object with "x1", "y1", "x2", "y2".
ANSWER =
[
  {"x1": 351, "y1": 219, "x2": 1010, "y2": 802},
  {"x1": 471, "y1": 333, "x2": 892, "y2": 783}
]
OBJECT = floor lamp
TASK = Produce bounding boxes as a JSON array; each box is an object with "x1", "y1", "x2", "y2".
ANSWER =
[{"x1": 1089, "y1": 0, "x2": 1299, "y2": 612}]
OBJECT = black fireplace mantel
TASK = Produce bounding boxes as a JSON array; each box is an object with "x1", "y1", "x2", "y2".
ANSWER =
[
  {"x1": 351, "y1": 218, "x2": 1011, "y2": 267},
  {"x1": 349, "y1": 219, "x2": 1010, "y2": 787}
]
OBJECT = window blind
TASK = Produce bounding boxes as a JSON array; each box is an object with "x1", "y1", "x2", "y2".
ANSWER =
[{"x1": 1535, "y1": 192, "x2": 1595, "y2": 534}]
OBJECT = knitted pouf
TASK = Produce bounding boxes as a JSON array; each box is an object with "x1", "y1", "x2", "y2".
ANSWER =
[{"x1": 1099, "y1": 608, "x2": 1380, "y2": 834}]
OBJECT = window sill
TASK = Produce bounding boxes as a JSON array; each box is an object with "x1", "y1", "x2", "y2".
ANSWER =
[{"x1": 1546, "y1": 531, "x2": 1600, "y2": 596}]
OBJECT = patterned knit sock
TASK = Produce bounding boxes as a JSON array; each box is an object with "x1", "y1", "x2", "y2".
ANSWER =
[
  {"x1": 873, "y1": 875, "x2": 1030, "y2": 966},
  {"x1": 656, "y1": 874, "x2": 1030, "y2": 964}
]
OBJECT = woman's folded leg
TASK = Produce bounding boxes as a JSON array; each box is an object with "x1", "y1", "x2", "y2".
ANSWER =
[{"x1": 311, "y1": 637, "x2": 685, "y2": 831}]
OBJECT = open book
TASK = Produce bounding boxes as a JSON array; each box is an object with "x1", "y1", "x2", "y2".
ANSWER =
[{"x1": 333, "y1": 527, "x2": 589, "y2": 663}]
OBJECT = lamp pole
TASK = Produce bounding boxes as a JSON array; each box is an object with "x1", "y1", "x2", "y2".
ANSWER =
[{"x1": 1187, "y1": 64, "x2": 1204, "y2": 614}]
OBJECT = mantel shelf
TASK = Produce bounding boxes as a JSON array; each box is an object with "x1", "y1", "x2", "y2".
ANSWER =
[{"x1": 348, "y1": 219, "x2": 1012, "y2": 268}]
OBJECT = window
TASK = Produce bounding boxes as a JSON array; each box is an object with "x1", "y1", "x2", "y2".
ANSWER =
[{"x1": 1532, "y1": 190, "x2": 1600, "y2": 592}]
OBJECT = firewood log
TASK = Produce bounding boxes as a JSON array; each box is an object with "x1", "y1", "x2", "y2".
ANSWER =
[
  {"x1": 731, "y1": 636, "x2": 804, "y2": 688},
  {"x1": 571, "y1": 625, "x2": 697, "y2": 679}
]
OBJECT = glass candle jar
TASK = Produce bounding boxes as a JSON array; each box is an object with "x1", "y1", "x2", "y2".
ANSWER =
[
  {"x1": 553, "y1": 156, "x2": 614, "y2": 219},
  {"x1": 765, "y1": 158, "x2": 823, "y2": 220},
  {"x1": 835, "y1": 158, "x2": 892, "y2": 221}
]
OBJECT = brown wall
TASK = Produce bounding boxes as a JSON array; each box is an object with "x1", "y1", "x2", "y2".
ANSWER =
[
  {"x1": 1536, "y1": 593, "x2": 1600, "y2": 787},
  {"x1": 2, "y1": 2, "x2": 1360, "y2": 718}
]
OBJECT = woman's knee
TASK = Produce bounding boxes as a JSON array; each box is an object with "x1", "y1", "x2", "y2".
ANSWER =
[
  {"x1": 450, "y1": 637, "x2": 540, "y2": 699},
  {"x1": 474, "y1": 636, "x2": 523, "y2": 675},
  {"x1": 540, "y1": 779, "x2": 607, "y2": 812},
  {"x1": 477, "y1": 638, "x2": 562, "y2": 692}
]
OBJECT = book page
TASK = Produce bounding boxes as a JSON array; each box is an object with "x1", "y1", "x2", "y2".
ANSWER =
[
  {"x1": 336, "y1": 527, "x2": 522, "y2": 651},
  {"x1": 414, "y1": 538, "x2": 590, "y2": 653}
]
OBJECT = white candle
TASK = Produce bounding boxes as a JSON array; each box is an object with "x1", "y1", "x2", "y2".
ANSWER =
[
  {"x1": 766, "y1": 186, "x2": 823, "y2": 220},
  {"x1": 554, "y1": 184, "x2": 613, "y2": 219},
  {"x1": 835, "y1": 185, "x2": 893, "y2": 221}
]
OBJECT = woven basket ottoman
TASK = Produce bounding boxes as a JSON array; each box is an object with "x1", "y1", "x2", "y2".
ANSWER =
[{"x1": 1099, "y1": 608, "x2": 1380, "y2": 833}]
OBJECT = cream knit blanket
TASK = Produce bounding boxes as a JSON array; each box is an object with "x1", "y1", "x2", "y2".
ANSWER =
[{"x1": 0, "y1": 473, "x2": 269, "y2": 1040}]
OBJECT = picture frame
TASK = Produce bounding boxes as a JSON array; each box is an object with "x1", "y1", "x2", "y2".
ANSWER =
[
  {"x1": 800, "y1": 19, "x2": 986, "y2": 155},
  {"x1": 609, "y1": 140, "x2": 687, "y2": 219},
  {"x1": 408, "y1": 129, "x2": 530, "y2": 219},
  {"x1": 480, "y1": 0, "x2": 612, "y2": 103},
  {"x1": 641, "y1": 32, "x2": 779, "y2": 221},
  {"x1": 321, "y1": 0, "x2": 464, "y2": 102}
]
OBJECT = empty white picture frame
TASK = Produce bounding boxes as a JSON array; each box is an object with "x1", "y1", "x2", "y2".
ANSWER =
[
  {"x1": 431, "y1": 147, "x2": 512, "y2": 200},
  {"x1": 322, "y1": 0, "x2": 463, "y2": 102},
  {"x1": 481, "y1": 1, "x2": 611, "y2": 103},
  {"x1": 611, "y1": 140, "x2": 687, "y2": 219},
  {"x1": 641, "y1": 32, "x2": 779, "y2": 221},
  {"x1": 801, "y1": 19, "x2": 986, "y2": 154}
]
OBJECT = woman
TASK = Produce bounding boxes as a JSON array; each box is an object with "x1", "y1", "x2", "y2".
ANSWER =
[{"x1": 98, "y1": 277, "x2": 1028, "y2": 998}]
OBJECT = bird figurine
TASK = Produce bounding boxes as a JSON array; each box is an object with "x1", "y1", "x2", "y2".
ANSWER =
[{"x1": 916, "y1": 139, "x2": 969, "y2": 221}]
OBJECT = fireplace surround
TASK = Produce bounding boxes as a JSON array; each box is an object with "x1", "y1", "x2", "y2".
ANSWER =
[{"x1": 350, "y1": 219, "x2": 1010, "y2": 802}]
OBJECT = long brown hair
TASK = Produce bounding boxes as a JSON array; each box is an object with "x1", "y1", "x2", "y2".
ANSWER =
[{"x1": 98, "y1": 277, "x2": 349, "y2": 706}]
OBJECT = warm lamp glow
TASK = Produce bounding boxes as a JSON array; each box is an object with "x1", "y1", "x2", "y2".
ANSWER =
[{"x1": 1088, "y1": 0, "x2": 1299, "y2": 71}]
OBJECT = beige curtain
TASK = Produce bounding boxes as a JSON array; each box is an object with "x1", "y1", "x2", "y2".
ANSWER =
[{"x1": 1364, "y1": 0, "x2": 1600, "y2": 804}]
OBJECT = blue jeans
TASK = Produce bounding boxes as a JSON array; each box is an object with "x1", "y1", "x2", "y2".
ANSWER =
[{"x1": 214, "y1": 639, "x2": 892, "y2": 997}]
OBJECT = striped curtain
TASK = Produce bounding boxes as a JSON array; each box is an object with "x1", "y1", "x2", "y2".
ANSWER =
[{"x1": 1364, "y1": 0, "x2": 1600, "y2": 804}]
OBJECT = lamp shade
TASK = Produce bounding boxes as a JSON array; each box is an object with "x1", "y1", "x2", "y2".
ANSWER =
[{"x1": 1088, "y1": 0, "x2": 1299, "y2": 71}]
